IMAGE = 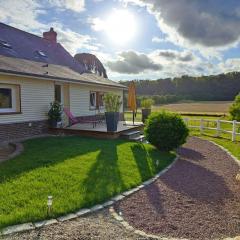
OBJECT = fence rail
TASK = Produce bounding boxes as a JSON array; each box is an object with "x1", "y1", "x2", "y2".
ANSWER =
[{"x1": 183, "y1": 118, "x2": 240, "y2": 142}]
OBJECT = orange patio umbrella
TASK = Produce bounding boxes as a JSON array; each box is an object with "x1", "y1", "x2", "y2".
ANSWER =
[{"x1": 128, "y1": 81, "x2": 137, "y2": 125}]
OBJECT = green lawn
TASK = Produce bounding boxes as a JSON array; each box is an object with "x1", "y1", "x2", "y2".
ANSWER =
[{"x1": 0, "y1": 136, "x2": 175, "y2": 229}]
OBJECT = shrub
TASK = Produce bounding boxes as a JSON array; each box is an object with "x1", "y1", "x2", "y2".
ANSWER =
[
  {"x1": 48, "y1": 101, "x2": 63, "y2": 122},
  {"x1": 103, "y1": 93, "x2": 122, "y2": 112},
  {"x1": 141, "y1": 98, "x2": 154, "y2": 109},
  {"x1": 230, "y1": 93, "x2": 240, "y2": 121},
  {"x1": 144, "y1": 111, "x2": 189, "y2": 151}
]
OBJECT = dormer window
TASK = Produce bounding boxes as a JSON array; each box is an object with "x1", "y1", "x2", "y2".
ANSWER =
[
  {"x1": 0, "y1": 39, "x2": 12, "y2": 49},
  {"x1": 36, "y1": 50, "x2": 47, "y2": 58}
]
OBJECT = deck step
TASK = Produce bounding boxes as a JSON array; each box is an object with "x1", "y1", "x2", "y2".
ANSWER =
[
  {"x1": 121, "y1": 130, "x2": 140, "y2": 136},
  {"x1": 121, "y1": 130, "x2": 141, "y2": 140},
  {"x1": 131, "y1": 135, "x2": 145, "y2": 142}
]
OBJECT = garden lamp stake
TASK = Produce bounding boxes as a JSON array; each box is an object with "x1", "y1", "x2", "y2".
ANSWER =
[{"x1": 47, "y1": 196, "x2": 53, "y2": 216}]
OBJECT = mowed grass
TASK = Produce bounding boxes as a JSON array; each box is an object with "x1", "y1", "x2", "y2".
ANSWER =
[{"x1": 0, "y1": 136, "x2": 175, "y2": 229}]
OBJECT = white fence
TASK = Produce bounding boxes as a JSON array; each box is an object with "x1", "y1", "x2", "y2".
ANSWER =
[{"x1": 183, "y1": 118, "x2": 240, "y2": 142}]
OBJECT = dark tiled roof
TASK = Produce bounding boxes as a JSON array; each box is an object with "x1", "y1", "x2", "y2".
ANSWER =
[
  {"x1": 0, "y1": 22, "x2": 86, "y2": 73},
  {"x1": 0, "y1": 55, "x2": 126, "y2": 89},
  {"x1": 0, "y1": 23, "x2": 125, "y2": 89}
]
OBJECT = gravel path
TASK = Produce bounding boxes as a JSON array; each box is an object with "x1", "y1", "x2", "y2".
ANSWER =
[
  {"x1": 116, "y1": 137, "x2": 240, "y2": 240},
  {"x1": 1, "y1": 210, "x2": 147, "y2": 240}
]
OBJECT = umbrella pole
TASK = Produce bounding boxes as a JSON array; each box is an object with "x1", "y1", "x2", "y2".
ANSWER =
[{"x1": 133, "y1": 110, "x2": 135, "y2": 125}]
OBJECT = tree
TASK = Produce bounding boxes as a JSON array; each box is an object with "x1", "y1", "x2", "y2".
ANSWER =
[
  {"x1": 74, "y1": 53, "x2": 108, "y2": 78},
  {"x1": 230, "y1": 93, "x2": 240, "y2": 121}
]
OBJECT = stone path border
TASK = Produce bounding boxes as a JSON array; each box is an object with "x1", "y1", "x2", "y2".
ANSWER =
[
  {"x1": 0, "y1": 142, "x2": 24, "y2": 163},
  {"x1": 109, "y1": 137, "x2": 240, "y2": 240},
  {"x1": 0, "y1": 156, "x2": 179, "y2": 236}
]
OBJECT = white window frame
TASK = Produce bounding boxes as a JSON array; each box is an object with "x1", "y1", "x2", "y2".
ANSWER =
[
  {"x1": 0, "y1": 84, "x2": 17, "y2": 113},
  {"x1": 98, "y1": 92, "x2": 105, "y2": 110},
  {"x1": 89, "y1": 91, "x2": 97, "y2": 110}
]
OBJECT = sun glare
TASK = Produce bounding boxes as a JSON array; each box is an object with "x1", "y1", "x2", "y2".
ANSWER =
[{"x1": 105, "y1": 9, "x2": 137, "y2": 45}]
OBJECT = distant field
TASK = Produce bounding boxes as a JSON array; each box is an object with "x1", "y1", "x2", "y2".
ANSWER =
[
  {"x1": 153, "y1": 101, "x2": 232, "y2": 114},
  {"x1": 124, "y1": 101, "x2": 233, "y2": 122}
]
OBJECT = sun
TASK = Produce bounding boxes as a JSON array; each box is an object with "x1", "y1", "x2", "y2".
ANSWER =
[{"x1": 105, "y1": 9, "x2": 137, "y2": 45}]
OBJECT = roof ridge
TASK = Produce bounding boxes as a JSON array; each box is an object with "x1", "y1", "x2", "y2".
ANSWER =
[{"x1": 0, "y1": 22, "x2": 46, "y2": 41}]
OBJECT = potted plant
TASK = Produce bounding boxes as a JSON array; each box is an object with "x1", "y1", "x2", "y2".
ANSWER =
[
  {"x1": 48, "y1": 101, "x2": 63, "y2": 128},
  {"x1": 141, "y1": 98, "x2": 154, "y2": 123},
  {"x1": 103, "y1": 93, "x2": 122, "y2": 132}
]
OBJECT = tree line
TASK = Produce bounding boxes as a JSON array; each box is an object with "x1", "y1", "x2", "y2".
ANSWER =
[{"x1": 121, "y1": 72, "x2": 240, "y2": 104}]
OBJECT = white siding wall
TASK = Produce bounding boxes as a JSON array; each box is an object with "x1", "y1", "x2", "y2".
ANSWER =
[
  {"x1": 0, "y1": 74, "x2": 124, "y2": 124},
  {"x1": 69, "y1": 83, "x2": 123, "y2": 116},
  {"x1": 0, "y1": 75, "x2": 54, "y2": 124}
]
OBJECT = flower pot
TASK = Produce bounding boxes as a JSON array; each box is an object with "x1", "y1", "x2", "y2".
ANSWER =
[
  {"x1": 105, "y1": 112, "x2": 119, "y2": 132},
  {"x1": 48, "y1": 119, "x2": 58, "y2": 128},
  {"x1": 142, "y1": 108, "x2": 151, "y2": 123}
]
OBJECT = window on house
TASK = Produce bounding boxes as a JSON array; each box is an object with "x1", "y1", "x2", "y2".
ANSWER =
[
  {"x1": 89, "y1": 92, "x2": 105, "y2": 110},
  {"x1": 90, "y1": 92, "x2": 96, "y2": 109},
  {"x1": 98, "y1": 92, "x2": 104, "y2": 109},
  {"x1": 54, "y1": 84, "x2": 62, "y2": 103},
  {"x1": 0, "y1": 84, "x2": 20, "y2": 113},
  {"x1": 0, "y1": 88, "x2": 12, "y2": 108}
]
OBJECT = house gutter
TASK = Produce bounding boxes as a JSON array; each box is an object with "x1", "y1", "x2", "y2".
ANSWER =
[{"x1": 0, "y1": 69, "x2": 127, "y2": 90}]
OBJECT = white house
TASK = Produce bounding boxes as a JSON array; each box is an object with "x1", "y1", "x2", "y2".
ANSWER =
[{"x1": 0, "y1": 23, "x2": 126, "y2": 142}]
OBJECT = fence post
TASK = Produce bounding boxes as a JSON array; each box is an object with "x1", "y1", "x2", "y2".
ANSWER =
[
  {"x1": 200, "y1": 119, "x2": 204, "y2": 134},
  {"x1": 184, "y1": 118, "x2": 189, "y2": 127},
  {"x1": 232, "y1": 120, "x2": 236, "y2": 142},
  {"x1": 216, "y1": 120, "x2": 221, "y2": 137}
]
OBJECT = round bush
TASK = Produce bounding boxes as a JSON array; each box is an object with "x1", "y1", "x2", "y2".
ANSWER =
[{"x1": 144, "y1": 111, "x2": 189, "y2": 151}]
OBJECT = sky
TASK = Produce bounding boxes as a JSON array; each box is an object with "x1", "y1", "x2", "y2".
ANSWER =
[{"x1": 0, "y1": 0, "x2": 240, "y2": 81}]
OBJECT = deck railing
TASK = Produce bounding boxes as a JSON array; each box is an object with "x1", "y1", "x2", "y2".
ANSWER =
[{"x1": 183, "y1": 118, "x2": 240, "y2": 142}]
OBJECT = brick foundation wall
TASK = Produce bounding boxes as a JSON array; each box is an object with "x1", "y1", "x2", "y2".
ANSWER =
[{"x1": 0, "y1": 120, "x2": 49, "y2": 143}]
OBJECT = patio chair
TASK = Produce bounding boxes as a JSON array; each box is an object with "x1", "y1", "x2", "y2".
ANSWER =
[{"x1": 63, "y1": 108, "x2": 99, "y2": 128}]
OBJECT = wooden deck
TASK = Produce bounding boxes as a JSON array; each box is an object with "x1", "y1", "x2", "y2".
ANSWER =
[{"x1": 49, "y1": 121, "x2": 144, "y2": 139}]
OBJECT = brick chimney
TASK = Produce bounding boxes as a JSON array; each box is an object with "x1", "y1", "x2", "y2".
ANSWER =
[{"x1": 43, "y1": 27, "x2": 57, "y2": 43}]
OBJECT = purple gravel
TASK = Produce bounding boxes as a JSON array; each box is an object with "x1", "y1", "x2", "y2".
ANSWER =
[{"x1": 116, "y1": 137, "x2": 240, "y2": 240}]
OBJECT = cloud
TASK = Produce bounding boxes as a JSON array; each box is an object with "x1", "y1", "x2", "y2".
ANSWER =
[
  {"x1": 0, "y1": 0, "x2": 45, "y2": 30},
  {"x1": 48, "y1": 23, "x2": 100, "y2": 55},
  {"x1": 123, "y1": 0, "x2": 240, "y2": 52},
  {"x1": 157, "y1": 50, "x2": 195, "y2": 62},
  {"x1": 152, "y1": 36, "x2": 167, "y2": 43},
  {"x1": 48, "y1": 0, "x2": 85, "y2": 12},
  {"x1": 88, "y1": 17, "x2": 105, "y2": 31},
  {"x1": 219, "y1": 58, "x2": 240, "y2": 73},
  {"x1": 107, "y1": 51, "x2": 162, "y2": 74}
]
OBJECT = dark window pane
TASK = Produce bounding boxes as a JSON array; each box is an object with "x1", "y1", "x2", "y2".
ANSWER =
[
  {"x1": 90, "y1": 92, "x2": 96, "y2": 107},
  {"x1": 55, "y1": 85, "x2": 61, "y2": 103},
  {"x1": 0, "y1": 88, "x2": 12, "y2": 108}
]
